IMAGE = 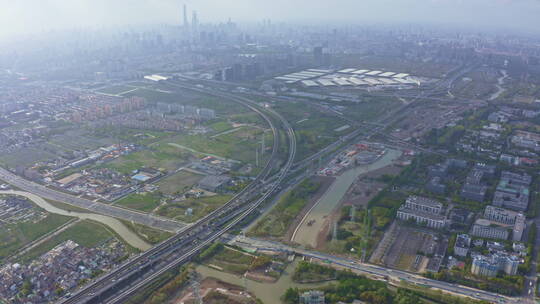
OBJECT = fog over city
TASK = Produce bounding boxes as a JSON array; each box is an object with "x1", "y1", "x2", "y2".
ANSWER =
[
  {"x1": 1, "y1": 0, "x2": 540, "y2": 39},
  {"x1": 3, "y1": 0, "x2": 540, "y2": 304}
]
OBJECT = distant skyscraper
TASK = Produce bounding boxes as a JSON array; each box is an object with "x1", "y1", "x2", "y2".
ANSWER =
[
  {"x1": 183, "y1": 4, "x2": 189, "y2": 28},
  {"x1": 313, "y1": 46, "x2": 323, "y2": 64},
  {"x1": 192, "y1": 10, "x2": 199, "y2": 33}
]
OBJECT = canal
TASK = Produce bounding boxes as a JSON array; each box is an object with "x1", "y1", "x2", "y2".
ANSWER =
[
  {"x1": 292, "y1": 149, "x2": 402, "y2": 247},
  {"x1": 0, "y1": 190, "x2": 151, "y2": 251},
  {"x1": 196, "y1": 258, "x2": 334, "y2": 304}
]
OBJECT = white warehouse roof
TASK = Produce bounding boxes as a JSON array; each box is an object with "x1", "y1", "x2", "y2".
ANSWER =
[{"x1": 365, "y1": 70, "x2": 383, "y2": 76}]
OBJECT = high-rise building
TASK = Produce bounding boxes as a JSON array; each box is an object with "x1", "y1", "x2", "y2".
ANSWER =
[
  {"x1": 471, "y1": 253, "x2": 519, "y2": 277},
  {"x1": 313, "y1": 47, "x2": 323, "y2": 64},
  {"x1": 183, "y1": 4, "x2": 189, "y2": 28},
  {"x1": 192, "y1": 11, "x2": 199, "y2": 33}
]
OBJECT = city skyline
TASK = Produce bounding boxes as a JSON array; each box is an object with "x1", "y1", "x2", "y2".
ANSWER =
[{"x1": 1, "y1": 0, "x2": 540, "y2": 40}]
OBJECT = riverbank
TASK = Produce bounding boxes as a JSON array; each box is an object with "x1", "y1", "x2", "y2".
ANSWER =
[
  {"x1": 196, "y1": 258, "x2": 335, "y2": 304},
  {"x1": 489, "y1": 69, "x2": 508, "y2": 101},
  {"x1": 0, "y1": 190, "x2": 151, "y2": 251},
  {"x1": 292, "y1": 149, "x2": 402, "y2": 248}
]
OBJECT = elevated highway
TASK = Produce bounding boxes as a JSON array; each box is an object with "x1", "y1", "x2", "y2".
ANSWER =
[{"x1": 58, "y1": 81, "x2": 296, "y2": 304}]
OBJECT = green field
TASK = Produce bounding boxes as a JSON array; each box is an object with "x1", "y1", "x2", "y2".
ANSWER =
[
  {"x1": 249, "y1": 179, "x2": 320, "y2": 238},
  {"x1": 164, "y1": 126, "x2": 270, "y2": 164},
  {"x1": 18, "y1": 220, "x2": 117, "y2": 263},
  {"x1": 0, "y1": 214, "x2": 72, "y2": 262},
  {"x1": 121, "y1": 220, "x2": 173, "y2": 244},
  {"x1": 90, "y1": 127, "x2": 173, "y2": 146},
  {"x1": 124, "y1": 85, "x2": 248, "y2": 116},
  {"x1": 272, "y1": 101, "x2": 350, "y2": 161},
  {"x1": 208, "y1": 120, "x2": 234, "y2": 133},
  {"x1": 156, "y1": 194, "x2": 232, "y2": 222},
  {"x1": 0, "y1": 147, "x2": 57, "y2": 168},
  {"x1": 106, "y1": 145, "x2": 190, "y2": 174},
  {"x1": 116, "y1": 192, "x2": 163, "y2": 213},
  {"x1": 155, "y1": 170, "x2": 204, "y2": 195},
  {"x1": 206, "y1": 246, "x2": 255, "y2": 275},
  {"x1": 97, "y1": 85, "x2": 138, "y2": 95}
]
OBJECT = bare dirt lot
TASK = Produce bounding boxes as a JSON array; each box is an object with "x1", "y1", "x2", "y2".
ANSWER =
[
  {"x1": 375, "y1": 225, "x2": 446, "y2": 273},
  {"x1": 341, "y1": 165, "x2": 402, "y2": 208},
  {"x1": 315, "y1": 164, "x2": 403, "y2": 251},
  {"x1": 175, "y1": 277, "x2": 256, "y2": 304}
]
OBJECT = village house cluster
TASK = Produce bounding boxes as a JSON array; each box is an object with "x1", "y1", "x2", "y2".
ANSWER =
[{"x1": 0, "y1": 240, "x2": 126, "y2": 303}]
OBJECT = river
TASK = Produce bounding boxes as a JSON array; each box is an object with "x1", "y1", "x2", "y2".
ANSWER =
[
  {"x1": 0, "y1": 190, "x2": 151, "y2": 251},
  {"x1": 292, "y1": 149, "x2": 402, "y2": 247},
  {"x1": 489, "y1": 69, "x2": 508, "y2": 101},
  {"x1": 196, "y1": 258, "x2": 334, "y2": 304}
]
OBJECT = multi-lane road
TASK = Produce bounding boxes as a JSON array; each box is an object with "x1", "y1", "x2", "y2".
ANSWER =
[
  {"x1": 56, "y1": 81, "x2": 296, "y2": 304},
  {"x1": 230, "y1": 235, "x2": 513, "y2": 304},
  {"x1": 0, "y1": 167, "x2": 184, "y2": 232},
  {"x1": 4, "y1": 69, "x2": 527, "y2": 304}
]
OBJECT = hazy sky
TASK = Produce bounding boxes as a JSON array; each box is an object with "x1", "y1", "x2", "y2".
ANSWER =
[{"x1": 0, "y1": 0, "x2": 539, "y2": 38}]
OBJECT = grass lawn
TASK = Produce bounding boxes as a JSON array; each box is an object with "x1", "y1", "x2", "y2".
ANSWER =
[
  {"x1": 207, "y1": 120, "x2": 234, "y2": 133},
  {"x1": 341, "y1": 97, "x2": 398, "y2": 122},
  {"x1": 46, "y1": 199, "x2": 91, "y2": 213},
  {"x1": 121, "y1": 220, "x2": 173, "y2": 244},
  {"x1": 18, "y1": 220, "x2": 115, "y2": 263},
  {"x1": 0, "y1": 214, "x2": 72, "y2": 262},
  {"x1": 106, "y1": 146, "x2": 190, "y2": 174},
  {"x1": 156, "y1": 170, "x2": 204, "y2": 195},
  {"x1": 156, "y1": 194, "x2": 232, "y2": 223},
  {"x1": 249, "y1": 179, "x2": 320, "y2": 238},
  {"x1": 272, "y1": 101, "x2": 350, "y2": 161},
  {"x1": 89, "y1": 126, "x2": 173, "y2": 146},
  {"x1": 165, "y1": 127, "x2": 264, "y2": 164},
  {"x1": 0, "y1": 147, "x2": 57, "y2": 168},
  {"x1": 206, "y1": 246, "x2": 255, "y2": 275},
  {"x1": 96, "y1": 85, "x2": 136, "y2": 95},
  {"x1": 115, "y1": 192, "x2": 162, "y2": 213},
  {"x1": 124, "y1": 85, "x2": 248, "y2": 116}
]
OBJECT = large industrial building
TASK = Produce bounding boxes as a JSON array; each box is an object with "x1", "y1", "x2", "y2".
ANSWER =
[{"x1": 273, "y1": 67, "x2": 422, "y2": 88}]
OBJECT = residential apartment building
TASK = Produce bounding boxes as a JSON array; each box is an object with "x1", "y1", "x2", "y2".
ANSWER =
[
  {"x1": 484, "y1": 205, "x2": 519, "y2": 225},
  {"x1": 396, "y1": 196, "x2": 446, "y2": 229},
  {"x1": 454, "y1": 234, "x2": 471, "y2": 257},
  {"x1": 471, "y1": 253, "x2": 519, "y2": 277},
  {"x1": 470, "y1": 219, "x2": 510, "y2": 240},
  {"x1": 492, "y1": 171, "x2": 531, "y2": 212}
]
